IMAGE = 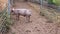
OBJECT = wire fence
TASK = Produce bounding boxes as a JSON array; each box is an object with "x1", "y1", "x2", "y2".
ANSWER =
[{"x1": 0, "y1": 4, "x2": 12, "y2": 34}]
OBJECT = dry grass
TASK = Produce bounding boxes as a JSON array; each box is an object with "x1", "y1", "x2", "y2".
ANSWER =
[
  {"x1": 0, "y1": 0, "x2": 8, "y2": 11},
  {"x1": 40, "y1": 7, "x2": 60, "y2": 25}
]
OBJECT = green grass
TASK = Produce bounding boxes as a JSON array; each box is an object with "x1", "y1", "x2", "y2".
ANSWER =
[{"x1": 53, "y1": 0, "x2": 60, "y2": 6}]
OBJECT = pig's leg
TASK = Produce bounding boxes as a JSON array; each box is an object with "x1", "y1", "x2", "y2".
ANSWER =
[
  {"x1": 17, "y1": 14, "x2": 20, "y2": 20},
  {"x1": 16, "y1": 14, "x2": 19, "y2": 21},
  {"x1": 16, "y1": 14, "x2": 18, "y2": 20},
  {"x1": 16, "y1": 14, "x2": 17, "y2": 20},
  {"x1": 19, "y1": 14, "x2": 21, "y2": 23},
  {"x1": 26, "y1": 16, "x2": 30, "y2": 23}
]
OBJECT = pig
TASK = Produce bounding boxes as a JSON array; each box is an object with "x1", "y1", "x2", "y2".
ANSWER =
[{"x1": 11, "y1": 8, "x2": 32, "y2": 23}]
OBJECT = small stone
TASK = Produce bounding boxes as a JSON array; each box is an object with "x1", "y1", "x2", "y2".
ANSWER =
[
  {"x1": 26, "y1": 30, "x2": 31, "y2": 32},
  {"x1": 35, "y1": 27, "x2": 37, "y2": 28},
  {"x1": 37, "y1": 29, "x2": 40, "y2": 31}
]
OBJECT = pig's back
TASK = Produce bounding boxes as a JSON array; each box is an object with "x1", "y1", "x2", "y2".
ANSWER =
[{"x1": 14, "y1": 9, "x2": 31, "y2": 16}]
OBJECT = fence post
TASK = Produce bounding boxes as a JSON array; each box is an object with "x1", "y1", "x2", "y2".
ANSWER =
[{"x1": 8, "y1": 0, "x2": 11, "y2": 15}]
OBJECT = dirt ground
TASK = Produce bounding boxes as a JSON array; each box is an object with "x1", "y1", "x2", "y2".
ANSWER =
[{"x1": 8, "y1": 2, "x2": 60, "y2": 34}]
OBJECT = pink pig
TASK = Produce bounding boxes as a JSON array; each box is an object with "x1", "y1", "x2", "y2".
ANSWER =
[{"x1": 11, "y1": 8, "x2": 32, "y2": 23}]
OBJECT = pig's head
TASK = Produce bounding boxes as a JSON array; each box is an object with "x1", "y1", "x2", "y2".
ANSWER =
[{"x1": 11, "y1": 8, "x2": 15, "y2": 15}]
